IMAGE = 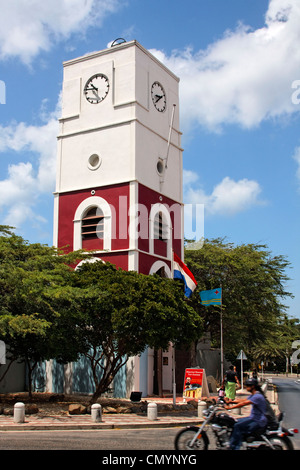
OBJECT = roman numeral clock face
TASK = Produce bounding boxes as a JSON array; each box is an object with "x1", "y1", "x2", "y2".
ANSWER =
[
  {"x1": 151, "y1": 81, "x2": 166, "y2": 112},
  {"x1": 84, "y1": 74, "x2": 109, "y2": 104}
]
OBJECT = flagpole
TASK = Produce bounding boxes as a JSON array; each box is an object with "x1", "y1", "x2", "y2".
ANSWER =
[
  {"x1": 220, "y1": 285, "x2": 224, "y2": 383},
  {"x1": 172, "y1": 344, "x2": 176, "y2": 405},
  {"x1": 165, "y1": 104, "x2": 176, "y2": 169},
  {"x1": 220, "y1": 303, "x2": 224, "y2": 384},
  {"x1": 171, "y1": 253, "x2": 176, "y2": 406}
]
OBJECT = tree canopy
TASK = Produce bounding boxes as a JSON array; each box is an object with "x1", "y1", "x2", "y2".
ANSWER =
[
  {"x1": 184, "y1": 238, "x2": 298, "y2": 365},
  {"x1": 68, "y1": 260, "x2": 203, "y2": 400},
  {"x1": 0, "y1": 226, "x2": 86, "y2": 392},
  {"x1": 0, "y1": 226, "x2": 203, "y2": 398}
]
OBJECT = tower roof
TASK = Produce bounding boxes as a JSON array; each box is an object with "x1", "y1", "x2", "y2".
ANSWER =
[{"x1": 63, "y1": 40, "x2": 179, "y2": 82}]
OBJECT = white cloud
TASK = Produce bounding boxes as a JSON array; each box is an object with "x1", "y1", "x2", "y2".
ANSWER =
[
  {"x1": 183, "y1": 169, "x2": 199, "y2": 187},
  {"x1": 183, "y1": 170, "x2": 264, "y2": 216},
  {"x1": 0, "y1": 117, "x2": 58, "y2": 191},
  {"x1": 0, "y1": 162, "x2": 39, "y2": 226},
  {"x1": 151, "y1": 0, "x2": 300, "y2": 132},
  {"x1": 0, "y1": 0, "x2": 123, "y2": 64},
  {"x1": 0, "y1": 100, "x2": 59, "y2": 229}
]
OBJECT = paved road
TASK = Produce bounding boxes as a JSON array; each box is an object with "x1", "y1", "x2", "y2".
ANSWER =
[
  {"x1": 272, "y1": 376, "x2": 300, "y2": 450},
  {"x1": 0, "y1": 427, "x2": 181, "y2": 450}
]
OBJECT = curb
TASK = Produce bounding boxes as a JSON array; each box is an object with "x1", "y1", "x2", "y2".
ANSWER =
[
  {"x1": 0, "y1": 384, "x2": 278, "y2": 432},
  {"x1": 0, "y1": 422, "x2": 202, "y2": 432},
  {"x1": 0, "y1": 415, "x2": 203, "y2": 432}
]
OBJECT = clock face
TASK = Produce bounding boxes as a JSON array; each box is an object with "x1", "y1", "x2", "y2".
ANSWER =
[
  {"x1": 84, "y1": 74, "x2": 109, "y2": 104},
  {"x1": 151, "y1": 81, "x2": 166, "y2": 112}
]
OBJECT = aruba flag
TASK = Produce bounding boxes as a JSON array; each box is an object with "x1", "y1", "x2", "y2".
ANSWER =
[
  {"x1": 200, "y1": 288, "x2": 222, "y2": 306},
  {"x1": 173, "y1": 252, "x2": 197, "y2": 298}
]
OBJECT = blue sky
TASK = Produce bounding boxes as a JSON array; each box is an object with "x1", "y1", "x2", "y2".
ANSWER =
[{"x1": 0, "y1": 0, "x2": 300, "y2": 319}]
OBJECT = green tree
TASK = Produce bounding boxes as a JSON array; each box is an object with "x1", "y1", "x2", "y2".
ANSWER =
[
  {"x1": 249, "y1": 316, "x2": 300, "y2": 372},
  {"x1": 0, "y1": 226, "x2": 203, "y2": 399},
  {"x1": 0, "y1": 226, "x2": 87, "y2": 395},
  {"x1": 184, "y1": 238, "x2": 294, "y2": 363},
  {"x1": 70, "y1": 261, "x2": 203, "y2": 402}
]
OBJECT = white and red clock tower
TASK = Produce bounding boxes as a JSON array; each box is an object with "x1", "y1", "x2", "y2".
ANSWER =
[{"x1": 52, "y1": 40, "x2": 184, "y2": 397}]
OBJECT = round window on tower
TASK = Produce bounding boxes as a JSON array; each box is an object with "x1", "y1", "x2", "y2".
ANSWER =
[
  {"x1": 88, "y1": 154, "x2": 102, "y2": 171},
  {"x1": 156, "y1": 158, "x2": 165, "y2": 176}
]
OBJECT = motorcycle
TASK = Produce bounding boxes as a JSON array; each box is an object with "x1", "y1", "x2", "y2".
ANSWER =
[{"x1": 174, "y1": 399, "x2": 298, "y2": 450}]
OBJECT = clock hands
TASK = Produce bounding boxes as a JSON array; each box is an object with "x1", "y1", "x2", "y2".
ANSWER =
[
  {"x1": 87, "y1": 83, "x2": 98, "y2": 91},
  {"x1": 84, "y1": 74, "x2": 109, "y2": 104},
  {"x1": 86, "y1": 84, "x2": 100, "y2": 100},
  {"x1": 92, "y1": 89, "x2": 101, "y2": 101},
  {"x1": 154, "y1": 94, "x2": 163, "y2": 103},
  {"x1": 151, "y1": 83, "x2": 166, "y2": 111}
]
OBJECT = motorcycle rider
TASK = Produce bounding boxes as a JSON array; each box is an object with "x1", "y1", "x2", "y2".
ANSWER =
[{"x1": 224, "y1": 377, "x2": 268, "y2": 450}]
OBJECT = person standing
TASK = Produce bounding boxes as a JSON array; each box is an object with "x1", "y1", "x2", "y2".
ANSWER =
[{"x1": 223, "y1": 365, "x2": 240, "y2": 400}]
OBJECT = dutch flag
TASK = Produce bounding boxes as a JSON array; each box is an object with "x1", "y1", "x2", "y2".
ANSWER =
[{"x1": 173, "y1": 252, "x2": 197, "y2": 298}]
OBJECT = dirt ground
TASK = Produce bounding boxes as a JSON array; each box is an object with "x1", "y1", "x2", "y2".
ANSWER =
[
  {"x1": 0, "y1": 392, "x2": 198, "y2": 417},
  {"x1": 0, "y1": 392, "x2": 144, "y2": 416}
]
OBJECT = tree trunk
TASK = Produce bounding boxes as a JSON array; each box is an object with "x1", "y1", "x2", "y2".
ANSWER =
[
  {"x1": 27, "y1": 361, "x2": 32, "y2": 398},
  {"x1": 26, "y1": 359, "x2": 37, "y2": 398},
  {"x1": 88, "y1": 353, "x2": 128, "y2": 404},
  {"x1": 157, "y1": 349, "x2": 163, "y2": 397}
]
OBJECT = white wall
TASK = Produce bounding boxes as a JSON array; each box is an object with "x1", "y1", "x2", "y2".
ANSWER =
[{"x1": 56, "y1": 41, "x2": 183, "y2": 204}]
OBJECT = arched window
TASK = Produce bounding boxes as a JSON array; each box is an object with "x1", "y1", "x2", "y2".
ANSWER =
[
  {"x1": 73, "y1": 196, "x2": 112, "y2": 252},
  {"x1": 80, "y1": 206, "x2": 105, "y2": 250},
  {"x1": 153, "y1": 211, "x2": 168, "y2": 242},
  {"x1": 149, "y1": 260, "x2": 172, "y2": 278},
  {"x1": 149, "y1": 204, "x2": 172, "y2": 259},
  {"x1": 81, "y1": 207, "x2": 104, "y2": 240}
]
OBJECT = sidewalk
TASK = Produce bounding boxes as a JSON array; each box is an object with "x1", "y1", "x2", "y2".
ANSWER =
[
  {"x1": 0, "y1": 390, "x2": 257, "y2": 432},
  {"x1": 0, "y1": 412, "x2": 203, "y2": 431}
]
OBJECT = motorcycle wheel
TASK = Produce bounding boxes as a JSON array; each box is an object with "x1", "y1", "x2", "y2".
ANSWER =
[
  {"x1": 174, "y1": 427, "x2": 209, "y2": 450},
  {"x1": 267, "y1": 436, "x2": 294, "y2": 450}
]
